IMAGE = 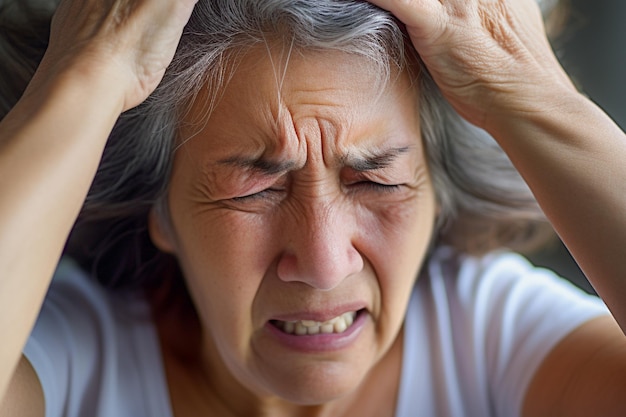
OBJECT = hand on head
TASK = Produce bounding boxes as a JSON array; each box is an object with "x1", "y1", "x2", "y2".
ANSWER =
[
  {"x1": 38, "y1": 0, "x2": 197, "y2": 112},
  {"x1": 366, "y1": 0, "x2": 576, "y2": 128}
]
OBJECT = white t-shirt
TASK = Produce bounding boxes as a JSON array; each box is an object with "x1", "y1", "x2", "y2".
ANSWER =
[{"x1": 24, "y1": 248, "x2": 609, "y2": 417}]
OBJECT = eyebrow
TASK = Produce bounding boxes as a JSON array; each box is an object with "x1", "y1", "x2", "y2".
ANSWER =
[
  {"x1": 217, "y1": 156, "x2": 298, "y2": 176},
  {"x1": 217, "y1": 146, "x2": 411, "y2": 175},
  {"x1": 345, "y1": 146, "x2": 411, "y2": 172}
]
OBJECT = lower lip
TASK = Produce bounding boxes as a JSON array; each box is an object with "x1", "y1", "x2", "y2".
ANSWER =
[{"x1": 264, "y1": 311, "x2": 368, "y2": 353}]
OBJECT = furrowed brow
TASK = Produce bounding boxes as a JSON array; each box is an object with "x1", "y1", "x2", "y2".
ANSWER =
[
  {"x1": 217, "y1": 156, "x2": 297, "y2": 176},
  {"x1": 347, "y1": 146, "x2": 411, "y2": 172}
]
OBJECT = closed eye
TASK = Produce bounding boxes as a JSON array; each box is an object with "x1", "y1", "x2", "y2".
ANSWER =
[
  {"x1": 232, "y1": 188, "x2": 283, "y2": 202},
  {"x1": 351, "y1": 181, "x2": 402, "y2": 193}
]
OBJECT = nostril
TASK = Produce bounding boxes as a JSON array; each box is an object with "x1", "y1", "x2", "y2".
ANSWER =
[{"x1": 276, "y1": 251, "x2": 299, "y2": 282}]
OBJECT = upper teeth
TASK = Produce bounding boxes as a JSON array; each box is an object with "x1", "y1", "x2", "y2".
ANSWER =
[{"x1": 276, "y1": 311, "x2": 357, "y2": 335}]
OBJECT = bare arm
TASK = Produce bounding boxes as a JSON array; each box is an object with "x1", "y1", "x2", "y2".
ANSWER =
[
  {"x1": 523, "y1": 316, "x2": 626, "y2": 416},
  {"x1": 488, "y1": 88, "x2": 626, "y2": 324},
  {"x1": 367, "y1": 0, "x2": 626, "y2": 413},
  {"x1": 0, "y1": 62, "x2": 125, "y2": 406},
  {"x1": 0, "y1": 0, "x2": 196, "y2": 406},
  {"x1": 0, "y1": 357, "x2": 44, "y2": 417}
]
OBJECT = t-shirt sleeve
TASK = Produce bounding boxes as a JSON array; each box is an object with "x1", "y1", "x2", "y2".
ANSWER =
[
  {"x1": 23, "y1": 259, "x2": 117, "y2": 417},
  {"x1": 455, "y1": 251, "x2": 610, "y2": 417}
]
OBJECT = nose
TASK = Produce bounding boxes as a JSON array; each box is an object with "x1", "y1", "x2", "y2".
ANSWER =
[{"x1": 276, "y1": 199, "x2": 364, "y2": 290}]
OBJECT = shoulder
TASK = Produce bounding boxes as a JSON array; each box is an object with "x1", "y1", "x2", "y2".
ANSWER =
[
  {"x1": 422, "y1": 248, "x2": 610, "y2": 365},
  {"x1": 24, "y1": 259, "x2": 119, "y2": 374},
  {"x1": 25, "y1": 258, "x2": 150, "y2": 359},
  {"x1": 33, "y1": 258, "x2": 118, "y2": 319},
  {"x1": 523, "y1": 314, "x2": 626, "y2": 417},
  {"x1": 23, "y1": 258, "x2": 171, "y2": 417},
  {"x1": 403, "y1": 247, "x2": 611, "y2": 417}
]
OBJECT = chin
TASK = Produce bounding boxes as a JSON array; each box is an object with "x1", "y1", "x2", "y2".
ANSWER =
[{"x1": 260, "y1": 362, "x2": 366, "y2": 405}]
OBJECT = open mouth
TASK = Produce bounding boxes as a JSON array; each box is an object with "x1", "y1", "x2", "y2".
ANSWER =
[{"x1": 270, "y1": 309, "x2": 365, "y2": 336}]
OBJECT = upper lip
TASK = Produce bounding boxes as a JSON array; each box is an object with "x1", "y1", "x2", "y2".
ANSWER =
[{"x1": 269, "y1": 302, "x2": 367, "y2": 323}]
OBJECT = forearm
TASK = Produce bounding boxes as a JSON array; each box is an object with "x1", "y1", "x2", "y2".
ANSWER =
[
  {"x1": 490, "y1": 91, "x2": 626, "y2": 328},
  {"x1": 0, "y1": 68, "x2": 124, "y2": 398}
]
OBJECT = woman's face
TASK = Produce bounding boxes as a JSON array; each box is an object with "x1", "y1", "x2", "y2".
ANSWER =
[{"x1": 150, "y1": 47, "x2": 436, "y2": 404}]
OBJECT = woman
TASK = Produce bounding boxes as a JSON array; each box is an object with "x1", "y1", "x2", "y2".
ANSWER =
[{"x1": 1, "y1": 0, "x2": 625, "y2": 416}]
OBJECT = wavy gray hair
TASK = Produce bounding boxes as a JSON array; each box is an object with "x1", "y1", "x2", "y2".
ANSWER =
[{"x1": 1, "y1": 0, "x2": 555, "y2": 290}]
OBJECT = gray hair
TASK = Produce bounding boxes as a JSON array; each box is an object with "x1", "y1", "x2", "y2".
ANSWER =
[{"x1": 1, "y1": 0, "x2": 554, "y2": 290}]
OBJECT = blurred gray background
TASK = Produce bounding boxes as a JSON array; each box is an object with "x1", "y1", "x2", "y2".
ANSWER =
[
  {"x1": 529, "y1": 0, "x2": 626, "y2": 293},
  {"x1": 561, "y1": 0, "x2": 626, "y2": 129}
]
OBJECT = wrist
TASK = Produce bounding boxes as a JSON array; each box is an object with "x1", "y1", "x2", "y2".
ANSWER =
[
  {"x1": 1, "y1": 56, "x2": 127, "y2": 158},
  {"x1": 484, "y1": 85, "x2": 591, "y2": 148},
  {"x1": 23, "y1": 51, "x2": 128, "y2": 119}
]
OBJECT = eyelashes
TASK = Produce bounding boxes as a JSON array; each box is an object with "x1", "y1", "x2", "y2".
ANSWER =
[
  {"x1": 351, "y1": 181, "x2": 402, "y2": 193},
  {"x1": 231, "y1": 181, "x2": 403, "y2": 203},
  {"x1": 232, "y1": 188, "x2": 283, "y2": 202}
]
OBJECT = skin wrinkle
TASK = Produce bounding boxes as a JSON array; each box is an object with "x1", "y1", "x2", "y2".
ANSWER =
[
  {"x1": 168, "y1": 43, "x2": 436, "y2": 232},
  {"x1": 188, "y1": 51, "x2": 414, "y2": 203},
  {"x1": 176, "y1": 53, "x2": 428, "y2": 223},
  {"x1": 478, "y1": 3, "x2": 526, "y2": 61}
]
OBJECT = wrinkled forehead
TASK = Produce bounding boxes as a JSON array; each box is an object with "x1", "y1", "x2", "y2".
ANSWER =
[{"x1": 178, "y1": 44, "x2": 421, "y2": 157}]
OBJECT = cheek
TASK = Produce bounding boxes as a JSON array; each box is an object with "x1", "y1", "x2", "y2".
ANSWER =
[
  {"x1": 359, "y1": 191, "x2": 436, "y2": 272},
  {"x1": 356, "y1": 189, "x2": 436, "y2": 323},
  {"x1": 169, "y1": 206, "x2": 279, "y2": 346}
]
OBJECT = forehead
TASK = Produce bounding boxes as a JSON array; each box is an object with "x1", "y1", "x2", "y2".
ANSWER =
[{"x1": 180, "y1": 45, "x2": 421, "y2": 160}]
